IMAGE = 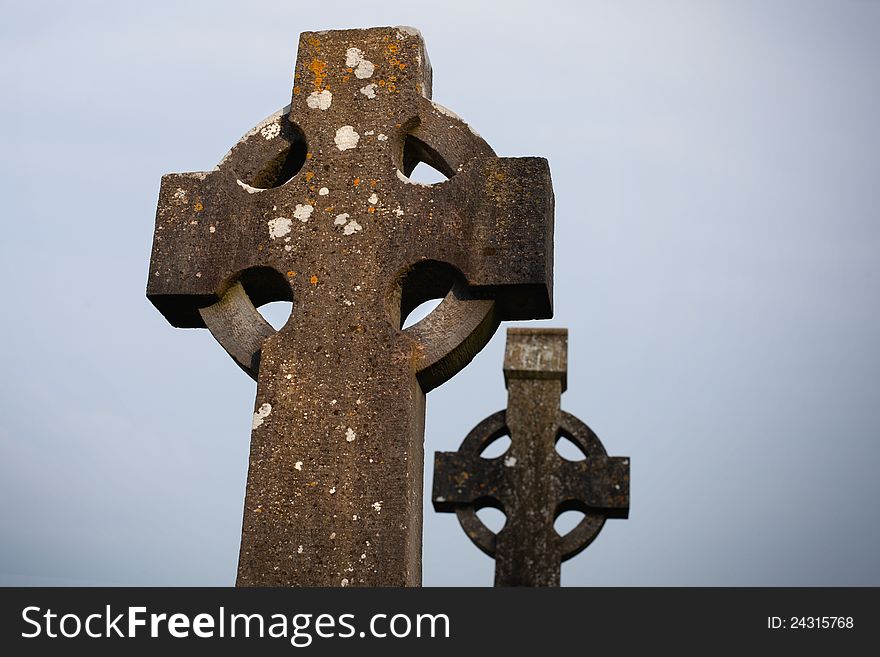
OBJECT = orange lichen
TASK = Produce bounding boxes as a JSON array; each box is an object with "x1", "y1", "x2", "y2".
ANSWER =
[
  {"x1": 310, "y1": 275, "x2": 318, "y2": 285},
  {"x1": 353, "y1": 177, "x2": 360, "y2": 186},
  {"x1": 307, "y1": 36, "x2": 321, "y2": 48},
  {"x1": 324, "y1": 206, "x2": 334, "y2": 212},
  {"x1": 306, "y1": 152, "x2": 313, "y2": 160},
  {"x1": 287, "y1": 271, "x2": 297, "y2": 277},
  {"x1": 309, "y1": 58, "x2": 328, "y2": 90},
  {"x1": 293, "y1": 86, "x2": 301, "y2": 95},
  {"x1": 386, "y1": 43, "x2": 399, "y2": 54},
  {"x1": 305, "y1": 171, "x2": 315, "y2": 181},
  {"x1": 193, "y1": 201, "x2": 203, "y2": 212},
  {"x1": 342, "y1": 75, "x2": 350, "y2": 83},
  {"x1": 368, "y1": 207, "x2": 376, "y2": 214},
  {"x1": 378, "y1": 80, "x2": 385, "y2": 86},
  {"x1": 399, "y1": 63, "x2": 407, "y2": 70},
  {"x1": 387, "y1": 83, "x2": 396, "y2": 92},
  {"x1": 370, "y1": 179, "x2": 377, "y2": 187}
]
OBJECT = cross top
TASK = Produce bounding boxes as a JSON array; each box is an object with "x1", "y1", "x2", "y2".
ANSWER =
[
  {"x1": 433, "y1": 329, "x2": 629, "y2": 586},
  {"x1": 147, "y1": 27, "x2": 554, "y2": 586}
]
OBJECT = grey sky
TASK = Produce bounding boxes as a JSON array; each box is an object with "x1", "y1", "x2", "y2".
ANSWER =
[{"x1": 1, "y1": 0, "x2": 878, "y2": 586}]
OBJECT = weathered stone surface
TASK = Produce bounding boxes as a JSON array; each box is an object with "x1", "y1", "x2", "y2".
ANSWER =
[
  {"x1": 147, "y1": 27, "x2": 554, "y2": 586},
  {"x1": 433, "y1": 329, "x2": 629, "y2": 586}
]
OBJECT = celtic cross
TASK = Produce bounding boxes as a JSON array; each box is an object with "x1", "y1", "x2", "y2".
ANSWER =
[
  {"x1": 433, "y1": 329, "x2": 629, "y2": 586},
  {"x1": 147, "y1": 27, "x2": 554, "y2": 586}
]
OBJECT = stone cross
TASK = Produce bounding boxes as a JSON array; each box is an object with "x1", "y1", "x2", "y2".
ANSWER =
[
  {"x1": 147, "y1": 27, "x2": 554, "y2": 586},
  {"x1": 432, "y1": 329, "x2": 629, "y2": 586}
]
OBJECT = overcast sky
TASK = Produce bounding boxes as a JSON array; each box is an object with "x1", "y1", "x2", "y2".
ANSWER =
[{"x1": 1, "y1": 0, "x2": 878, "y2": 586}]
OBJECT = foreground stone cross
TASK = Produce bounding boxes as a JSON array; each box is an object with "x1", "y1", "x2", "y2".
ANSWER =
[
  {"x1": 147, "y1": 27, "x2": 554, "y2": 586},
  {"x1": 432, "y1": 329, "x2": 628, "y2": 586}
]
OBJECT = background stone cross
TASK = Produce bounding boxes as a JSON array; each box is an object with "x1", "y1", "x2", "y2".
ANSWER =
[
  {"x1": 147, "y1": 27, "x2": 554, "y2": 586},
  {"x1": 432, "y1": 329, "x2": 629, "y2": 586}
]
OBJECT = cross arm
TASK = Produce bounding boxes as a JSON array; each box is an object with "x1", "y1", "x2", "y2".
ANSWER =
[
  {"x1": 432, "y1": 451, "x2": 507, "y2": 512},
  {"x1": 146, "y1": 169, "x2": 280, "y2": 328},
  {"x1": 422, "y1": 156, "x2": 555, "y2": 321},
  {"x1": 558, "y1": 457, "x2": 630, "y2": 519}
]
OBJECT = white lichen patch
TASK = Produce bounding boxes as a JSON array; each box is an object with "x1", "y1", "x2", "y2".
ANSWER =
[
  {"x1": 396, "y1": 169, "x2": 431, "y2": 187},
  {"x1": 260, "y1": 122, "x2": 281, "y2": 140},
  {"x1": 318, "y1": 187, "x2": 329, "y2": 196},
  {"x1": 333, "y1": 213, "x2": 362, "y2": 235},
  {"x1": 345, "y1": 427, "x2": 356, "y2": 442},
  {"x1": 342, "y1": 219, "x2": 362, "y2": 236},
  {"x1": 215, "y1": 107, "x2": 286, "y2": 167},
  {"x1": 329, "y1": 487, "x2": 336, "y2": 494},
  {"x1": 294, "y1": 461, "x2": 303, "y2": 471},
  {"x1": 377, "y1": 133, "x2": 388, "y2": 142},
  {"x1": 293, "y1": 203, "x2": 314, "y2": 222},
  {"x1": 236, "y1": 179, "x2": 263, "y2": 194},
  {"x1": 393, "y1": 206, "x2": 404, "y2": 217},
  {"x1": 431, "y1": 100, "x2": 463, "y2": 122},
  {"x1": 306, "y1": 89, "x2": 332, "y2": 110},
  {"x1": 372, "y1": 501, "x2": 383, "y2": 513},
  {"x1": 345, "y1": 47, "x2": 374, "y2": 79},
  {"x1": 252, "y1": 403, "x2": 272, "y2": 429},
  {"x1": 341, "y1": 578, "x2": 349, "y2": 587},
  {"x1": 297, "y1": 545, "x2": 303, "y2": 554},
  {"x1": 368, "y1": 193, "x2": 378, "y2": 205},
  {"x1": 356, "y1": 60, "x2": 375, "y2": 78},
  {"x1": 504, "y1": 456, "x2": 517, "y2": 467},
  {"x1": 172, "y1": 188, "x2": 188, "y2": 204},
  {"x1": 345, "y1": 47, "x2": 362, "y2": 67},
  {"x1": 209, "y1": 226, "x2": 216, "y2": 233},
  {"x1": 359, "y1": 83, "x2": 377, "y2": 99},
  {"x1": 429, "y1": 100, "x2": 482, "y2": 138},
  {"x1": 334, "y1": 125, "x2": 360, "y2": 151},
  {"x1": 268, "y1": 217, "x2": 292, "y2": 239},
  {"x1": 397, "y1": 25, "x2": 421, "y2": 37}
]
